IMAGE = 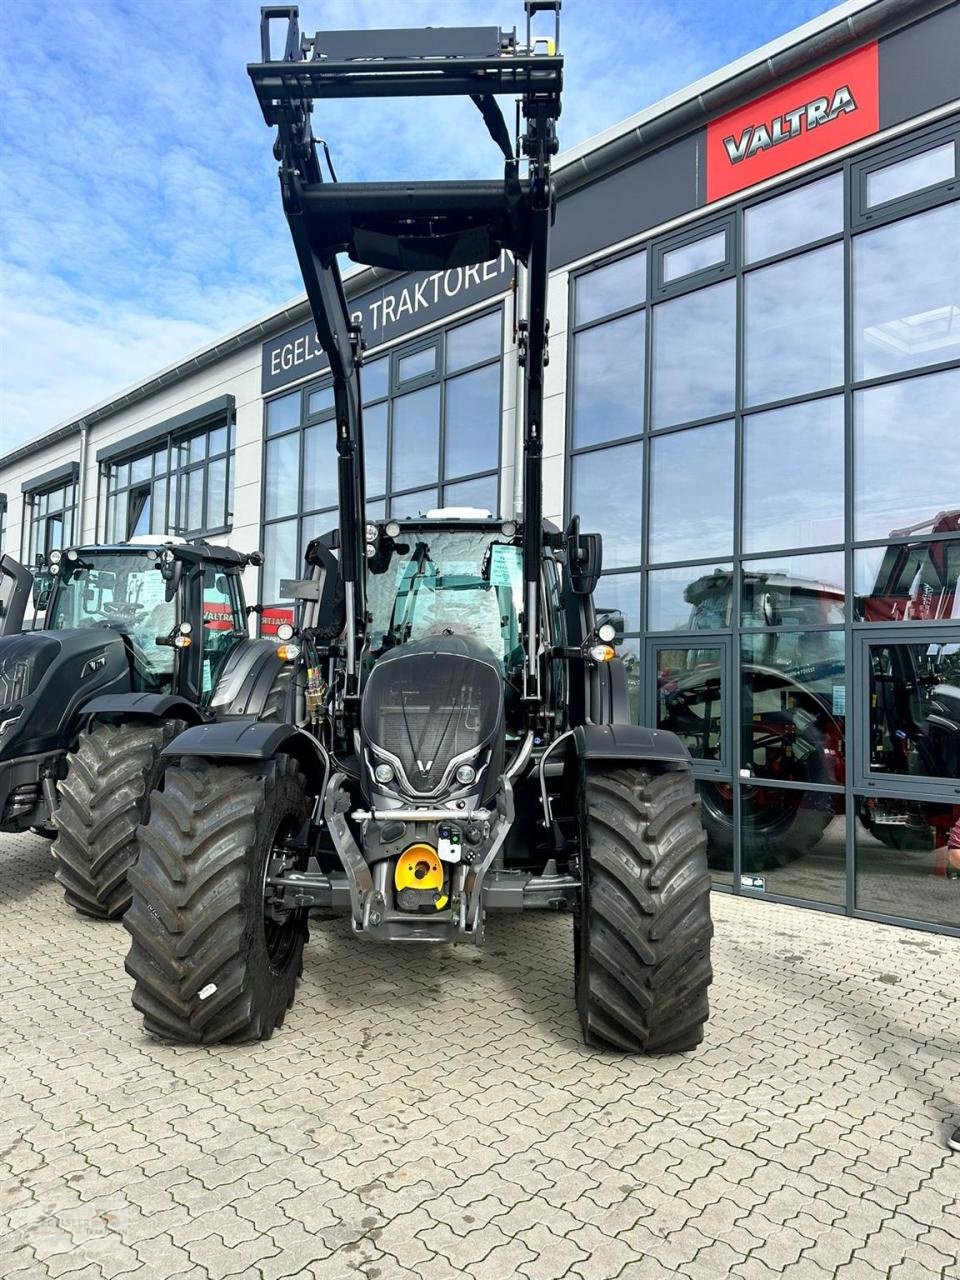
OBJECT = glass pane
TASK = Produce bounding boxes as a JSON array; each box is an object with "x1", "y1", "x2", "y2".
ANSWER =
[
  {"x1": 743, "y1": 397, "x2": 844, "y2": 553},
  {"x1": 867, "y1": 639, "x2": 960, "y2": 781},
  {"x1": 444, "y1": 364, "x2": 500, "y2": 479},
  {"x1": 188, "y1": 470, "x2": 204, "y2": 532},
  {"x1": 443, "y1": 474, "x2": 497, "y2": 513},
  {"x1": 621, "y1": 637, "x2": 641, "y2": 723},
  {"x1": 654, "y1": 644, "x2": 724, "y2": 763},
  {"x1": 570, "y1": 441, "x2": 643, "y2": 570},
  {"x1": 362, "y1": 356, "x2": 389, "y2": 404},
  {"x1": 652, "y1": 279, "x2": 735, "y2": 429},
  {"x1": 575, "y1": 251, "x2": 646, "y2": 325},
  {"x1": 300, "y1": 510, "x2": 333, "y2": 560},
  {"x1": 308, "y1": 385, "x2": 334, "y2": 418},
  {"x1": 446, "y1": 311, "x2": 501, "y2": 372},
  {"x1": 736, "y1": 789, "x2": 845, "y2": 906},
  {"x1": 303, "y1": 420, "x2": 337, "y2": 513},
  {"x1": 853, "y1": 201, "x2": 960, "y2": 380},
  {"x1": 207, "y1": 426, "x2": 228, "y2": 458},
  {"x1": 745, "y1": 243, "x2": 844, "y2": 406},
  {"x1": 867, "y1": 141, "x2": 955, "y2": 208},
  {"x1": 390, "y1": 488, "x2": 438, "y2": 519},
  {"x1": 741, "y1": 551, "x2": 845, "y2": 626},
  {"x1": 593, "y1": 571, "x2": 641, "y2": 635},
  {"x1": 185, "y1": 433, "x2": 206, "y2": 465},
  {"x1": 116, "y1": 463, "x2": 130, "y2": 489},
  {"x1": 262, "y1": 519, "x2": 298, "y2": 604},
  {"x1": 366, "y1": 499, "x2": 387, "y2": 520},
  {"x1": 397, "y1": 345, "x2": 436, "y2": 383},
  {"x1": 130, "y1": 453, "x2": 152, "y2": 485},
  {"x1": 364, "y1": 401, "x2": 388, "y2": 497},
  {"x1": 854, "y1": 367, "x2": 960, "y2": 541},
  {"x1": 741, "y1": 630, "x2": 846, "y2": 783},
  {"x1": 857, "y1": 798, "x2": 960, "y2": 928},
  {"x1": 392, "y1": 384, "x2": 440, "y2": 493},
  {"x1": 204, "y1": 457, "x2": 227, "y2": 531},
  {"x1": 152, "y1": 477, "x2": 168, "y2": 534},
  {"x1": 572, "y1": 311, "x2": 644, "y2": 448},
  {"x1": 266, "y1": 391, "x2": 301, "y2": 436},
  {"x1": 697, "y1": 781, "x2": 733, "y2": 887},
  {"x1": 265, "y1": 433, "x2": 299, "y2": 521},
  {"x1": 744, "y1": 172, "x2": 843, "y2": 263},
  {"x1": 662, "y1": 230, "x2": 726, "y2": 283},
  {"x1": 855, "y1": 537, "x2": 960, "y2": 622},
  {"x1": 648, "y1": 563, "x2": 732, "y2": 632},
  {"x1": 649, "y1": 420, "x2": 734, "y2": 563},
  {"x1": 128, "y1": 490, "x2": 151, "y2": 539}
]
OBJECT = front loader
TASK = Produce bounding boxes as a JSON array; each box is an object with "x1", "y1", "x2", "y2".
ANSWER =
[{"x1": 124, "y1": 3, "x2": 713, "y2": 1051}]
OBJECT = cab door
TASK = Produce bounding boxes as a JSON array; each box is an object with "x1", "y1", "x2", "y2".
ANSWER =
[{"x1": 200, "y1": 568, "x2": 247, "y2": 705}]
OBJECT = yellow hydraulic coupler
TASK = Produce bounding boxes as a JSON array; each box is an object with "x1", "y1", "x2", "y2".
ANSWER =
[{"x1": 394, "y1": 844, "x2": 448, "y2": 911}]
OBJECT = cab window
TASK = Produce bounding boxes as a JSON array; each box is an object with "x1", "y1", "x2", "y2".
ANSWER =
[{"x1": 201, "y1": 568, "x2": 245, "y2": 700}]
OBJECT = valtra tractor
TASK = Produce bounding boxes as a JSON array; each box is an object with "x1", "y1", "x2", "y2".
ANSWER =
[
  {"x1": 123, "y1": 3, "x2": 713, "y2": 1051},
  {"x1": 0, "y1": 539, "x2": 289, "y2": 918}
]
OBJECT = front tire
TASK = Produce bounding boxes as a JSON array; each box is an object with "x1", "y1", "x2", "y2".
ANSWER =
[
  {"x1": 52, "y1": 719, "x2": 185, "y2": 920},
  {"x1": 124, "y1": 756, "x2": 308, "y2": 1044},
  {"x1": 576, "y1": 765, "x2": 712, "y2": 1054}
]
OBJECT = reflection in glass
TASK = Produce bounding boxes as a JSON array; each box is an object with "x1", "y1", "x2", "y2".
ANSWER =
[
  {"x1": 744, "y1": 172, "x2": 843, "y2": 263},
  {"x1": 130, "y1": 453, "x2": 152, "y2": 485},
  {"x1": 444, "y1": 364, "x2": 500, "y2": 479},
  {"x1": 265, "y1": 434, "x2": 299, "y2": 520},
  {"x1": 443, "y1": 474, "x2": 498, "y2": 513},
  {"x1": 654, "y1": 644, "x2": 723, "y2": 762},
  {"x1": 572, "y1": 311, "x2": 645, "y2": 447},
  {"x1": 743, "y1": 397, "x2": 844, "y2": 553},
  {"x1": 662, "y1": 230, "x2": 726, "y2": 283},
  {"x1": 732, "y1": 789, "x2": 845, "y2": 905},
  {"x1": 390, "y1": 488, "x2": 438, "y2": 519},
  {"x1": 652, "y1": 280, "x2": 736, "y2": 429},
  {"x1": 741, "y1": 630, "x2": 846, "y2": 783},
  {"x1": 576, "y1": 251, "x2": 646, "y2": 326},
  {"x1": 621, "y1": 637, "x2": 641, "y2": 724},
  {"x1": 446, "y1": 311, "x2": 501, "y2": 372},
  {"x1": 262, "y1": 519, "x2": 297, "y2": 604},
  {"x1": 867, "y1": 640, "x2": 960, "y2": 781},
  {"x1": 303, "y1": 421, "x2": 337, "y2": 513},
  {"x1": 392, "y1": 384, "x2": 440, "y2": 493},
  {"x1": 741, "y1": 551, "x2": 845, "y2": 626},
  {"x1": 300, "y1": 511, "x2": 332, "y2": 562},
  {"x1": 205, "y1": 457, "x2": 227, "y2": 531},
  {"x1": 570, "y1": 441, "x2": 643, "y2": 569},
  {"x1": 308, "y1": 385, "x2": 334, "y2": 417},
  {"x1": 696, "y1": 781, "x2": 734, "y2": 887},
  {"x1": 648, "y1": 563, "x2": 732, "y2": 632},
  {"x1": 866, "y1": 141, "x2": 955, "y2": 208},
  {"x1": 593, "y1": 572, "x2": 641, "y2": 635},
  {"x1": 362, "y1": 357, "x2": 389, "y2": 404},
  {"x1": 364, "y1": 401, "x2": 388, "y2": 498},
  {"x1": 853, "y1": 367, "x2": 960, "y2": 541},
  {"x1": 745, "y1": 243, "x2": 844, "y2": 405},
  {"x1": 266, "y1": 391, "x2": 300, "y2": 437},
  {"x1": 365, "y1": 499, "x2": 387, "y2": 520},
  {"x1": 854, "y1": 535, "x2": 960, "y2": 622},
  {"x1": 857, "y1": 797, "x2": 960, "y2": 928},
  {"x1": 649, "y1": 421, "x2": 734, "y2": 562},
  {"x1": 397, "y1": 346, "x2": 436, "y2": 383},
  {"x1": 853, "y1": 201, "x2": 960, "y2": 379}
]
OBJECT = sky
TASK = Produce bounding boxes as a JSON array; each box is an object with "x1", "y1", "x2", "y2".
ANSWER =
[{"x1": 0, "y1": 0, "x2": 838, "y2": 453}]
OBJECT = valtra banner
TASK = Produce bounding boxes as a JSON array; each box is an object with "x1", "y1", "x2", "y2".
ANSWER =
[{"x1": 706, "y1": 43, "x2": 879, "y2": 201}]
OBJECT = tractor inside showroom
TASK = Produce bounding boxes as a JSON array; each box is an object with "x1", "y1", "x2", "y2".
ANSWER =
[
  {"x1": 0, "y1": 538, "x2": 289, "y2": 919},
  {"x1": 123, "y1": 3, "x2": 712, "y2": 1052}
]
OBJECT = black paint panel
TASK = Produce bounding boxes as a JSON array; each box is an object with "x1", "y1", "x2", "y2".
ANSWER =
[{"x1": 879, "y1": 3, "x2": 960, "y2": 130}]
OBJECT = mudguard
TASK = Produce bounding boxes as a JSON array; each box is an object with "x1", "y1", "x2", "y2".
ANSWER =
[
  {"x1": 81, "y1": 693, "x2": 206, "y2": 725},
  {"x1": 163, "y1": 719, "x2": 329, "y2": 792},
  {"x1": 574, "y1": 723, "x2": 691, "y2": 766}
]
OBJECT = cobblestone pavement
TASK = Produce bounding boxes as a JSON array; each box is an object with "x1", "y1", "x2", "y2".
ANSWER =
[{"x1": 2, "y1": 829, "x2": 959, "y2": 1280}]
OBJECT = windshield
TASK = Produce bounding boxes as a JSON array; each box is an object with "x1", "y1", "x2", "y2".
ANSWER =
[{"x1": 366, "y1": 528, "x2": 523, "y2": 670}]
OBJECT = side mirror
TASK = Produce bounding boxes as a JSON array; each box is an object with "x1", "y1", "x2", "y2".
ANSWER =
[
  {"x1": 31, "y1": 571, "x2": 54, "y2": 614},
  {"x1": 301, "y1": 543, "x2": 346, "y2": 640},
  {"x1": 565, "y1": 516, "x2": 602, "y2": 596}
]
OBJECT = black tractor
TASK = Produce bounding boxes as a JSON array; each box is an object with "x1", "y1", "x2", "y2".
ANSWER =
[
  {"x1": 0, "y1": 538, "x2": 290, "y2": 919},
  {"x1": 124, "y1": 4, "x2": 713, "y2": 1053}
]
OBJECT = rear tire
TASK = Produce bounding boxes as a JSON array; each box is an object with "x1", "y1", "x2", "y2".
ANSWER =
[
  {"x1": 52, "y1": 719, "x2": 185, "y2": 920},
  {"x1": 124, "y1": 756, "x2": 308, "y2": 1044},
  {"x1": 576, "y1": 765, "x2": 712, "y2": 1054}
]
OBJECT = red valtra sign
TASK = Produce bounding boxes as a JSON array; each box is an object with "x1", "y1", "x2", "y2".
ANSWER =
[{"x1": 706, "y1": 43, "x2": 879, "y2": 201}]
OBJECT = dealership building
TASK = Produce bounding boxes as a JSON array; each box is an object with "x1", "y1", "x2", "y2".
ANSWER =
[{"x1": 1, "y1": 0, "x2": 957, "y2": 934}]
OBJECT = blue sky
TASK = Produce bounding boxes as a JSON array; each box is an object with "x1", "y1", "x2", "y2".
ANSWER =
[{"x1": 0, "y1": 0, "x2": 837, "y2": 452}]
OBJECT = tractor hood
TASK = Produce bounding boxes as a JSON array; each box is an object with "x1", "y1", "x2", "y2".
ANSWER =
[{"x1": 0, "y1": 629, "x2": 131, "y2": 760}]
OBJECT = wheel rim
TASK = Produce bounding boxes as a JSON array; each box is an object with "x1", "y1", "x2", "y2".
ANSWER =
[{"x1": 261, "y1": 812, "x2": 303, "y2": 970}]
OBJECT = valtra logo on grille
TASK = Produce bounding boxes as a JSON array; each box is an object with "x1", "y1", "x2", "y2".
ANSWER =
[{"x1": 706, "y1": 43, "x2": 879, "y2": 201}]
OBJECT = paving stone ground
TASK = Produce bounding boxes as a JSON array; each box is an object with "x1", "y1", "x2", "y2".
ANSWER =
[{"x1": 1, "y1": 828, "x2": 958, "y2": 1280}]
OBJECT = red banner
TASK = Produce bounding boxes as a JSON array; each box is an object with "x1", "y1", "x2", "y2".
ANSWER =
[
  {"x1": 261, "y1": 606, "x2": 294, "y2": 637},
  {"x1": 706, "y1": 43, "x2": 879, "y2": 202}
]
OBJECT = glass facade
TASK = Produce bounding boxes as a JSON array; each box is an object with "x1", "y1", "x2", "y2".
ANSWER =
[
  {"x1": 260, "y1": 308, "x2": 503, "y2": 608},
  {"x1": 104, "y1": 421, "x2": 235, "y2": 542},
  {"x1": 568, "y1": 118, "x2": 960, "y2": 932},
  {"x1": 25, "y1": 478, "x2": 77, "y2": 567}
]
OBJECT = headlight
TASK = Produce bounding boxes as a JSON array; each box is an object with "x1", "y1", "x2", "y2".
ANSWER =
[
  {"x1": 597, "y1": 622, "x2": 616, "y2": 643},
  {"x1": 455, "y1": 763, "x2": 477, "y2": 786},
  {"x1": 374, "y1": 763, "x2": 395, "y2": 785},
  {"x1": 47, "y1": 549, "x2": 63, "y2": 565},
  {"x1": 277, "y1": 622, "x2": 295, "y2": 641},
  {"x1": 66, "y1": 549, "x2": 79, "y2": 562},
  {"x1": 589, "y1": 643, "x2": 616, "y2": 663},
  {"x1": 385, "y1": 520, "x2": 400, "y2": 538},
  {"x1": 364, "y1": 522, "x2": 378, "y2": 545}
]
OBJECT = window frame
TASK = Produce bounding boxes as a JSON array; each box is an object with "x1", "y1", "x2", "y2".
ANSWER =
[
  {"x1": 850, "y1": 119, "x2": 960, "y2": 231},
  {"x1": 652, "y1": 213, "x2": 737, "y2": 300},
  {"x1": 643, "y1": 633, "x2": 734, "y2": 780}
]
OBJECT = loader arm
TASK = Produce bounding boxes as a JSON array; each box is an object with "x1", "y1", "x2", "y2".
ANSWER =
[{"x1": 249, "y1": 3, "x2": 563, "y2": 706}]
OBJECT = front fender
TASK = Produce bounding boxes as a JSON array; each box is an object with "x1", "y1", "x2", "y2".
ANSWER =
[
  {"x1": 574, "y1": 723, "x2": 691, "y2": 767},
  {"x1": 163, "y1": 719, "x2": 329, "y2": 794},
  {"x1": 82, "y1": 693, "x2": 206, "y2": 726}
]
